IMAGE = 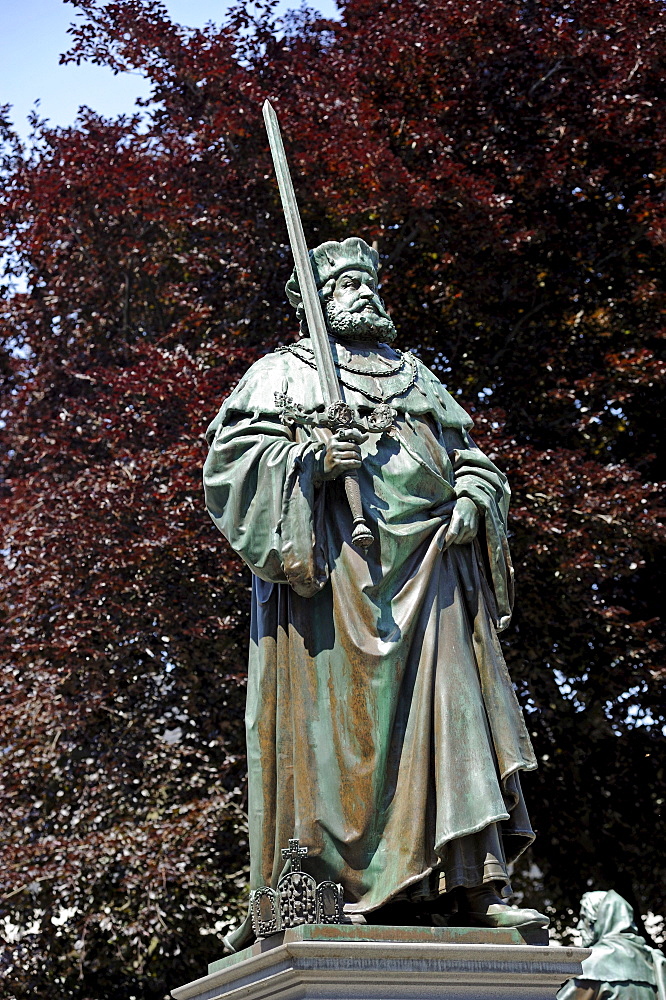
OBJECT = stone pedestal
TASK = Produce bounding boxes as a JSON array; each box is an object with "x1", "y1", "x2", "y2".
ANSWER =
[{"x1": 171, "y1": 924, "x2": 589, "y2": 1000}]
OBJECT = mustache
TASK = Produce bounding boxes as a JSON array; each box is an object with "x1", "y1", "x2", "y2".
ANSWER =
[{"x1": 349, "y1": 296, "x2": 390, "y2": 318}]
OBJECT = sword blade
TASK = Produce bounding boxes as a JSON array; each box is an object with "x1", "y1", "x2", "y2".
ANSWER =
[
  {"x1": 262, "y1": 100, "x2": 374, "y2": 551},
  {"x1": 262, "y1": 100, "x2": 340, "y2": 405}
]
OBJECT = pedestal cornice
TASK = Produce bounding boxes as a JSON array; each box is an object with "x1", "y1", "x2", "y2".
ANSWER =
[{"x1": 172, "y1": 925, "x2": 589, "y2": 1000}]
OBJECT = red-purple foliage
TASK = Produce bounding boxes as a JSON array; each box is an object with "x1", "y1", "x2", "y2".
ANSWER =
[{"x1": 1, "y1": 1, "x2": 664, "y2": 996}]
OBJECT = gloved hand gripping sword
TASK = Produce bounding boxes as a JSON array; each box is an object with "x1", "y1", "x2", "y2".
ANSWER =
[{"x1": 263, "y1": 100, "x2": 374, "y2": 550}]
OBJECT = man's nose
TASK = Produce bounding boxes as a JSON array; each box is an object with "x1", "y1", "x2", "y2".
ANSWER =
[{"x1": 358, "y1": 285, "x2": 374, "y2": 300}]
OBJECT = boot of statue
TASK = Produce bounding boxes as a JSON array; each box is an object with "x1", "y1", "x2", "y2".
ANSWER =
[{"x1": 457, "y1": 884, "x2": 549, "y2": 929}]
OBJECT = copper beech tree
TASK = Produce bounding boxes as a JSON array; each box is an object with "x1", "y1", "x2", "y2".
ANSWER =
[{"x1": 1, "y1": 1, "x2": 664, "y2": 997}]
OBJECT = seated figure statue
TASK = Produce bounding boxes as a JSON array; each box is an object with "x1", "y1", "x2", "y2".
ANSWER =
[{"x1": 558, "y1": 890, "x2": 666, "y2": 1000}]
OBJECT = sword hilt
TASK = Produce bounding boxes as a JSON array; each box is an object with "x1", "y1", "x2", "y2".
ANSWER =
[{"x1": 343, "y1": 473, "x2": 374, "y2": 549}]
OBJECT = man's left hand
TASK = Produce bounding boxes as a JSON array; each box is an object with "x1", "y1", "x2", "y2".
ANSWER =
[{"x1": 445, "y1": 497, "x2": 479, "y2": 547}]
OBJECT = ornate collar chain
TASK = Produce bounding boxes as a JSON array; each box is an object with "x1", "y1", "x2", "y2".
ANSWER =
[
  {"x1": 277, "y1": 343, "x2": 419, "y2": 404},
  {"x1": 289, "y1": 343, "x2": 409, "y2": 377}
]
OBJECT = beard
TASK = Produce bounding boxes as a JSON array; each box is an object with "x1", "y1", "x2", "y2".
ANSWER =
[{"x1": 324, "y1": 297, "x2": 397, "y2": 344}]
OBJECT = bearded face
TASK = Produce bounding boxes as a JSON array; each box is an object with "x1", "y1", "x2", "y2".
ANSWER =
[
  {"x1": 577, "y1": 913, "x2": 596, "y2": 947},
  {"x1": 323, "y1": 269, "x2": 397, "y2": 344}
]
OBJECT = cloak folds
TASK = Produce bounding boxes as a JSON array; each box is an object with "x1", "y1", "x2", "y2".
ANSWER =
[
  {"x1": 203, "y1": 340, "x2": 538, "y2": 950},
  {"x1": 557, "y1": 891, "x2": 666, "y2": 1000}
]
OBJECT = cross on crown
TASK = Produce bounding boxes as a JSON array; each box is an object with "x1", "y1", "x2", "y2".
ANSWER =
[{"x1": 281, "y1": 838, "x2": 308, "y2": 872}]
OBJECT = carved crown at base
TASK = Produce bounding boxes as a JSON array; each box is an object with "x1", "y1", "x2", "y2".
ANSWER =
[{"x1": 249, "y1": 839, "x2": 344, "y2": 939}]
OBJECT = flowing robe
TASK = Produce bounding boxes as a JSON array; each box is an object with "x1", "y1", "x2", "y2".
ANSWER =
[
  {"x1": 203, "y1": 339, "x2": 537, "y2": 950},
  {"x1": 557, "y1": 891, "x2": 665, "y2": 1000}
]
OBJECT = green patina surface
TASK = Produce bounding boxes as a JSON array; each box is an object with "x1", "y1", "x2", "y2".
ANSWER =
[
  {"x1": 204, "y1": 343, "x2": 534, "y2": 931},
  {"x1": 203, "y1": 238, "x2": 542, "y2": 954}
]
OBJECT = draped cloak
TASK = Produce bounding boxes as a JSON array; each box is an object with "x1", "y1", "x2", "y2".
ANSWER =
[
  {"x1": 557, "y1": 891, "x2": 665, "y2": 1000},
  {"x1": 203, "y1": 338, "x2": 538, "y2": 950}
]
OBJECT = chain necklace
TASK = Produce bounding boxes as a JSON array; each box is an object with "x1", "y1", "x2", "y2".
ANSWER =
[
  {"x1": 287, "y1": 343, "x2": 409, "y2": 378},
  {"x1": 278, "y1": 344, "x2": 419, "y2": 404}
]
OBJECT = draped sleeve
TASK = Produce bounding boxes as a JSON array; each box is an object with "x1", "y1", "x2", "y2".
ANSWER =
[
  {"x1": 440, "y1": 425, "x2": 514, "y2": 631},
  {"x1": 203, "y1": 359, "x2": 330, "y2": 599}
]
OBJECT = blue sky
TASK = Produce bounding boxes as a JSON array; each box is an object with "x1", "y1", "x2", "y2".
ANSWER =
[{"x1": 1, "y1": 0, "x2": 339, "y2": 143}]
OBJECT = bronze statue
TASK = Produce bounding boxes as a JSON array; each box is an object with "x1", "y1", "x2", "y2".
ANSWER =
[
  {"x1": 558, "y1": 890, "x2": 666, "y2": 1000},
  {"x1": 204, "y1": 236, "x2": 550, "y2": 951},
  {"x1": 203, "y1": 105, "x2": 547, "y2": 953}
]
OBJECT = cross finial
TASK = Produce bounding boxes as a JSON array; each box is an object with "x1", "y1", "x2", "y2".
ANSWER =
[{"x1": 281, "y1": 838, "x2": 308, "y2": 872}]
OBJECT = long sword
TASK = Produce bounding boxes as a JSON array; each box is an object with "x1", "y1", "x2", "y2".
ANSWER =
[{"x1": 263, "y1": 100, "x2": 373, "y2": 550}]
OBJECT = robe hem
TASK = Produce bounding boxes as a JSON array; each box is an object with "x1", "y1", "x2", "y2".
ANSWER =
[
  {"x1": 344, "y1": 866, "x2": 438, "y2": 914},
  {"x1": 434, "y1": 810, "x2": 522, "y2": 855},
  {"x1": 499, "y1": 760, "x2": 538, "y2": 782},
  {"x1": 344, "y1": 817, "x2": 535, "y2": 915}
]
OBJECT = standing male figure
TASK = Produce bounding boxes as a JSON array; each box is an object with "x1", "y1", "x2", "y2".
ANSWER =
[{"x1": 204, "y1": 237, "x2": 547, "y2": 953}]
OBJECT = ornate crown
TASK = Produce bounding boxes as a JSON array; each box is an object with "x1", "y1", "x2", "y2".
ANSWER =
[{"x1": 249, "y1": 838, "x2": 344, "y2": 939}]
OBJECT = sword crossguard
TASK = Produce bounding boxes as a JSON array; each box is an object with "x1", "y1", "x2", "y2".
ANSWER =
[{"x1": 274, "y1": 391, "x2": 395, "y2": 435}]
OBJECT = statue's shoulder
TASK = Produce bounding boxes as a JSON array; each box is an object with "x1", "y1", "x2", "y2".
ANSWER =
[
  {"x1": 227, "y1": 344, "x2": 310, "y2": 394},
  {"x1": 409, "y1": 354, "x2": 447, "y2": 386},
  {"x1": 206, "y1": 342, "x2": 321, "y2": 437},
  {"x1": 406, "y1": 354, "x2": 474, "y2": 431},
  {"x1": 238, "y1": 348, "x2": 290, "y2": 378},
  {"x1": 404, "y1": 353, "x2": 450, "y2": 399}
]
